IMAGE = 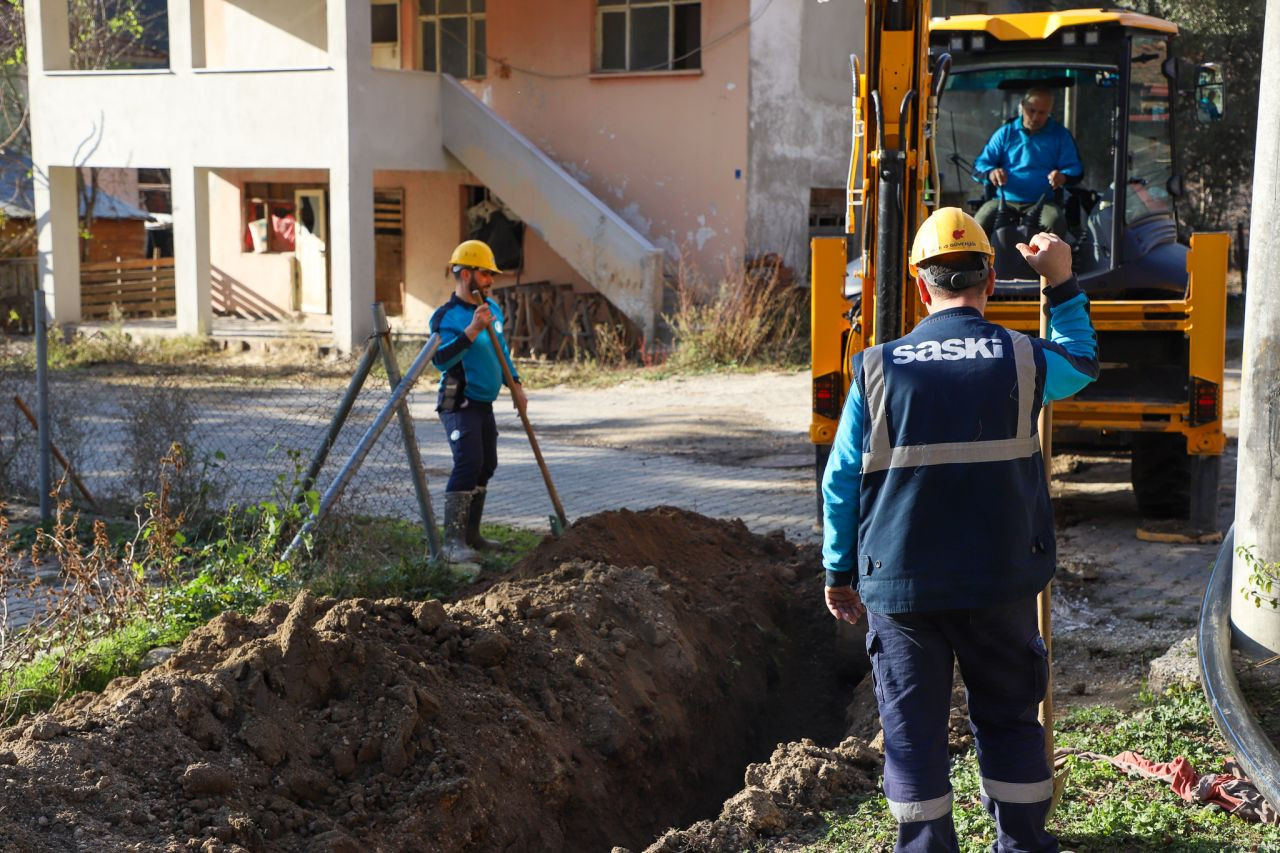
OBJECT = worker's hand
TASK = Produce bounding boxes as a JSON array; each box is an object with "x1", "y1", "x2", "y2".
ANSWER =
[
  {"x1": 989, "y1": 168, "x2": 1008, "y2": 187},
  {"x1": 510, "y1": 381, "x2": 528, "y2": 416},
  {"x1": 1048, "y1": 169, "x2": 1068, "y2": 189},
  {"x1": 1015, "y1": 232, "x2": 1073, "y2": 286},
  {"x1": 825, "y1": 585, "x2": 865, "y2": 625},
  {"x1": 465, "y1": 303, "x2": 495, "y2": 340}
]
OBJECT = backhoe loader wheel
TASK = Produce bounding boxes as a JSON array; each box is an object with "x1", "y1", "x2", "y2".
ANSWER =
[{"x1": 1130, "y1": 433, "x2": 1190, "y2": 519}]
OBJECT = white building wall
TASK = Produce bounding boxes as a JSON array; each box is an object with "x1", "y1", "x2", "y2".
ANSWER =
[
  {"x1": 202, "y1": 0, "x2": 329, "y2": 69},
  {"x1": 747, "y1": 0, "x2": 863, "y2": 280}
]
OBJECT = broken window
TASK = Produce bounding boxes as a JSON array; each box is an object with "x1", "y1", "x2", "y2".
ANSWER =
[
  {"x1": 418, "y1": 0, "x2": 486, "y2": 79},
  {"x1": 597, "y1": 0, "x2": 701, "y2": 73}
]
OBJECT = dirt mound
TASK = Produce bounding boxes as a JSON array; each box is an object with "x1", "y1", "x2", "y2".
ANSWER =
[
  {"x1": 0, "y1": 508, "x2": 850, "y2": 852},
  {"x1": 515, "y1": 505, "x2": 795, "y2": 578},
  {"x1": 640, "y1": 737, "x2": 882, "y2": 852}
]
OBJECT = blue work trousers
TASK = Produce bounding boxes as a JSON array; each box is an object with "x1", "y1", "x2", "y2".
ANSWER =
[
  {"x1": 440, "y1": 403, "x2": 497, "y2": 492},
  {"x1": 866, "y1": 595, "x2": 1058, "y2": 853}
]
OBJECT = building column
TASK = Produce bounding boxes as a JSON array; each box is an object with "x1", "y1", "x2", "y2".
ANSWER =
[
  {"x1": 166, "y1": 0, "x2": 205, "y2": 70},
  {"x1": 31, "y1": 165, "x2": 81, "y2": 325},
  {"x1": 1232, "y1": 0, "x2": 1280, "y2": 657},
  {"x1": 171, "y1": 165, "x2": 212, "y2": 335},
  {"x1": 329, "y1": 159, "x2": 376, "y2": 352}
]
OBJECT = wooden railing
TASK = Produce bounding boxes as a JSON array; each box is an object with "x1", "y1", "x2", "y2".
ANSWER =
[
  {"x1": 0, "y1": 258, "x2": 37, "y2": 333},
  {"x1": 80, "y1": 257, "x2": 176, "y2": 320}
]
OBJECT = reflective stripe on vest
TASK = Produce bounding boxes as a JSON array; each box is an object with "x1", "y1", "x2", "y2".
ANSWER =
[{"x1": 861, "y1": 330, "x2": 1039, "y2": 474}]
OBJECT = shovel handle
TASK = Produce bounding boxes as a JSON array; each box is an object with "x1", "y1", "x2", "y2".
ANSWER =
[
  {"x1": 473, "y1": 291, "x2": 569, "y2": 529},
  {"x1": 1036, "y1": 275, "x2": 1055, "y2": 767}
]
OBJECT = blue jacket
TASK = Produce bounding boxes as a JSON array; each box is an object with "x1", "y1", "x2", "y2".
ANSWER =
[
  {"x1": 429, "y1": 294, "x2": 521, "y2": 403},
  {"x1": 821, "y1": 278, "x2": 1098, "y2": 613},
  {"x1": 974, "y1": 117, "x2": 1083, "y2": 204}
]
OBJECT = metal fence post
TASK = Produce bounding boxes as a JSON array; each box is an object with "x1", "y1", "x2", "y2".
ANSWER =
[
  {"x1": 295, "y1": 334, "x2": 382, "y2": 501},
  {"x1": 373, "y1": 303, "x2": 441, "y2": 561},
  {"x1": 34, "y1": 288, "x2": 52, "y2": 521},
  {"x1": 281, "y1": 333, "x2": 442, "y2": 564}
]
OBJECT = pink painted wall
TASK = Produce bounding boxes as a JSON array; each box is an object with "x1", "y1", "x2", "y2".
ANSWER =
[
  {"x1": 467, "y1": 0, "x2": 750, "y2": 285},
  {"x1": 210, "y1": 168, "x2": 327, "y2": 320}
]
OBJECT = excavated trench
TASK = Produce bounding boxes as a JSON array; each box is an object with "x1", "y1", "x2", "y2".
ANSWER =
[{"x1": 0, "y1": 507, "x2": 872, "y2": 852}]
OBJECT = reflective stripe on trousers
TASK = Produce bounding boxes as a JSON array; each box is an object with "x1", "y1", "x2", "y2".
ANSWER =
[{"x1": 861, "y1": 331, "x2": 1038, "y2": 474}]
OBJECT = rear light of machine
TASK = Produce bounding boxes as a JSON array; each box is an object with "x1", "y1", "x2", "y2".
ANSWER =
[
  {"x1": 1190, "y1": 378, "x2": 1220, "y2": 426},
  {"x1": 814, "y1": 371, "x2": 843, "y2": 421}
]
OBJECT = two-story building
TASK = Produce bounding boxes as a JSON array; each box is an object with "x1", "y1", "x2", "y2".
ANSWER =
[{"x1": 26, "y1": 0, "x2": 861, "y2": 351}]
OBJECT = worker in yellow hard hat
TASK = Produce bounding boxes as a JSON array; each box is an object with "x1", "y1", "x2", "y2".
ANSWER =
[
  {"x1": 820, "y1": 208, "x2": 1099, "y2": 852},
  {"x1": 428, "y1": 239, "x2": 527, "y2": 562}
]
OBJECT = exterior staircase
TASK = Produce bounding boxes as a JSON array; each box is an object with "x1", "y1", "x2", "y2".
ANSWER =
[{"x1": 439, "y1": 76, "x2": 665, "y2": 341}]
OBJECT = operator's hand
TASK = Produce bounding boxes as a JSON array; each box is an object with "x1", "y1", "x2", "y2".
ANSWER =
[
  {"x1": 1048, "y1": 169, "x2": 1068, "y2": 189},
  {"x1": 825, "y1": 585, "x2": 865, "y2": 625},
  {"x1": 465, "y1": 303, "x2": 495, "y2": 340},
  {"x1": 1015, "y1": 232, "x2": 1073, "y2": 287},
  {"x1": 989, "y1": 168, "x2": 1008, "y2": 187},
  {"x1": 510, "y1": 381, "x2": 528, "y2": 416}
]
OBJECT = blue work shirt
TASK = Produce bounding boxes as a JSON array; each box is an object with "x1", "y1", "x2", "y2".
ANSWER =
[
  {"x1": 821, "y1": 278, "x2": 1098, "y2": 613},
  {"x1": 973, "y1": 117, "x2": 1083, "y2": 204},
  {"x1": 429, "y1": 294, "x2": 521, "y2": 403}
]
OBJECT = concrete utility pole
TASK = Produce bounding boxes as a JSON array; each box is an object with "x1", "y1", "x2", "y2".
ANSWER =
[{"x1": 1232, "y1": 0, "x2": 1280, "y2": 656}]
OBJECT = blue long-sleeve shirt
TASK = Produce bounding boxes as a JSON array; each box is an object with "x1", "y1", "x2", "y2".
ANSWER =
[
  {"x1": 821, "y1": 277, "x2": 1098, "y2": 587},
  {"x1": 429, "y1": 294, "x2": 521, "y2": 403},
  {"x1": 973, "y1": 117, "x2": 1083, "y2": 204}
]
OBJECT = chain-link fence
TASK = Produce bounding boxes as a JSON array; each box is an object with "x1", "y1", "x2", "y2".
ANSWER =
[{"x1": 0, "y1": 305, "x2": 444, "y2": 529}]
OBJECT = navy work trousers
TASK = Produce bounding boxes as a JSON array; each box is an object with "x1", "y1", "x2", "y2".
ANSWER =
[
  {"x1": 440, "y1": 402, "x2": 497, "y2": 492},
  {"x1": 866, "y1": 595, "x2": 1058, "y2": 853}
]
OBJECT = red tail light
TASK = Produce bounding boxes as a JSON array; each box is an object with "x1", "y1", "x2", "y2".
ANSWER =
[
  {"x1": 814, "y1": 372, "x2": 843, "y2": 420},
  {"x1": 1190, "y1": 378, "x2": 1219, "y2": 426}
]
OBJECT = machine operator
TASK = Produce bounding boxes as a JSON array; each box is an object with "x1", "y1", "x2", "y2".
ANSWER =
[{"x1": 973, "y1": 87, "x2": 1084, "y2": 239}]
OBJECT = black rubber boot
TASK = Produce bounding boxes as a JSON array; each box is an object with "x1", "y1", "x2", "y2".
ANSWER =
[
  {"x1": 466, "y1": 487, "x2": 502, "y2": 551},
  {"x1": 442, "y1": 491, "x2": 480, "y2": 563}
]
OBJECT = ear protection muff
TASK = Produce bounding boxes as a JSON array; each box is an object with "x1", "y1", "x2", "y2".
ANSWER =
[{"x1": 921, "y1": 262, "x2": 991, "y2": 292}]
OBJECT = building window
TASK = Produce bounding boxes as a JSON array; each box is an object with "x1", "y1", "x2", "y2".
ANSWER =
[
  {"x1": 597, "y1": 0, "x2": 701, "y2": 73},
  {"x1": 418, "y1": 0, "x2": 485, "y2": 79}
]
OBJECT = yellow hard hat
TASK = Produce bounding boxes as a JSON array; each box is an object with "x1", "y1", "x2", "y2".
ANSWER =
[
  {"x1": 449, "y1": 239, "x2": 501, "y2": 273},
  {"x1": 908, "y1": 207, "x2": 994, "y2": 274}
]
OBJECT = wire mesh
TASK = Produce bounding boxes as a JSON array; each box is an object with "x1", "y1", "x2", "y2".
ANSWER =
[{"x1": 0, "y1": 341, "x2": 447, "y2": 525}]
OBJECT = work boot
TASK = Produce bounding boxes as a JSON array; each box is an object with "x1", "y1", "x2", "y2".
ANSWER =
[
  {"x1": 442, "y1": 490, "x2": 480, "y2": 563},
  {"x1": 466, "y1": 486, "x2": 501, "y2": 551}
]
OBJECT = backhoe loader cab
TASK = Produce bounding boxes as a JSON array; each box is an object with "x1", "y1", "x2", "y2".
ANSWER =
[
  {"x1": 810, "y1": 9, "x2": 1228, "y2": 529},
  {"x1": 931, "y1": 14, "x2": 1183, "y2": 297}
]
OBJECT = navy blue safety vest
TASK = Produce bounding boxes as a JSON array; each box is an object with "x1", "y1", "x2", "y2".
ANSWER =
[{"x1": 853, "y1": 308, "x2": 1055, "y2": 613}]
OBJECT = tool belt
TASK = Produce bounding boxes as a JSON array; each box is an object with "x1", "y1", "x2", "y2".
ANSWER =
[{"x1": 436, "y1": 368, "x2": 469, "y2": 413}]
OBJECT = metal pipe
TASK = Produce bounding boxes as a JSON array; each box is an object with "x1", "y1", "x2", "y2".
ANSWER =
[
  {"x1": 282, "y1": 333, "x2": 441, "y2": 564},
  {"x1": 1199, "y1": 525, "x2": 1280, "y2": 812},
  {"x1": 1111, "y1": 37, "x2": 1133, "y2": 271},
  {"x1": 373, "y1": 303, "x2": 442, "y2": 561},
  {"x1": 34, "y1": 289, "x2": 51, "y2": 521},
  {"x1": 296, "y1": 334, "x2": 381, "y2": 501}
]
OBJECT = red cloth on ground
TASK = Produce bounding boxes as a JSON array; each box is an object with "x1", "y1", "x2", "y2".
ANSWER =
[{"x1": 1108, "y1": 750, "x2": 1279, "y2": 825}]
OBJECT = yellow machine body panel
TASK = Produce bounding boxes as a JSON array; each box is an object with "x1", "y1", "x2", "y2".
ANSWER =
[{"x1": 931, "y1": 9, "x2": 1178, "y2": 40}]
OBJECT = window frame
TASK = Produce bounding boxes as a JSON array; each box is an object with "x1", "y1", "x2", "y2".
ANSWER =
[
  {"x1": 595, "y1": 0, "x2": 702, "y2": 74},
  {"x1": 417, "y1": 0, "x2": 486, "y2": 80}
]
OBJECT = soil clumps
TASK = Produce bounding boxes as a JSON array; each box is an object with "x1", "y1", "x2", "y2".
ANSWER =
[{"x1": 0, "y1": 507, "x2": 859, "y2": 852}]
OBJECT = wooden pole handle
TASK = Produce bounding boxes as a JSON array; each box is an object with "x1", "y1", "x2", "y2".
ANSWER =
[{"x1": 473, "y1": 292, "x2": 569, "y2": 528}]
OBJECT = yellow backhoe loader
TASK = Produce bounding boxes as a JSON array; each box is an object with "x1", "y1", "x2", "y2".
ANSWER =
[{"x1": 811, "y1": 5, "x2": 1230, "y2": 530}]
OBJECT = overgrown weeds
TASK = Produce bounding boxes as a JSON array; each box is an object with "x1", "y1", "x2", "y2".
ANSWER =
[{"x1": 0, "y1": 457, "x2": 539, "y2": 726}]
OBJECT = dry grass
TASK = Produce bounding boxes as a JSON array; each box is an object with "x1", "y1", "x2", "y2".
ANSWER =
[{"x1": 664, "y1": 253, "x2": 808, "y2": 372}]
